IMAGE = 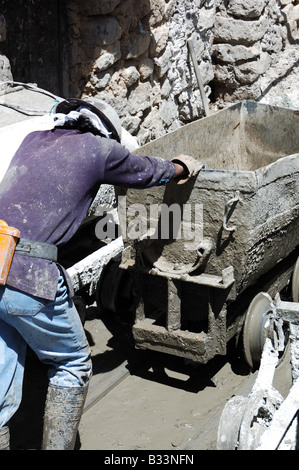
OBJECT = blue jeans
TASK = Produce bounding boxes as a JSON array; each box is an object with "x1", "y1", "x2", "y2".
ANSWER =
[{"x1": 0, "y1": 272, "x2": 92, "y2": 427}]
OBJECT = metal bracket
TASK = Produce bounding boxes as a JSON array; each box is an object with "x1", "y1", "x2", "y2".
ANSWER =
[{"x1": 223, "y1": 191, "x2": 240, "y2": 232}]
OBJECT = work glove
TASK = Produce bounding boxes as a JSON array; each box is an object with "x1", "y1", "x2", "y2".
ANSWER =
[{"x1": 172, "y1": 154, "x2": 204, "y2": 184}]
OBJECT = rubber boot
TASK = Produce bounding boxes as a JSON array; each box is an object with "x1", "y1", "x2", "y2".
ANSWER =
[
  {"x1": 42, "y1": 384, "x2": 88, "y2": 450},
  {"x1": 0, "y1": 426, "x2": 10, "y2": 450}
]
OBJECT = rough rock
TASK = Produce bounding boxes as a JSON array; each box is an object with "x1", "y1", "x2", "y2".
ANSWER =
[
  {"x1": 63, "y1": 0, "x2": 297, "y2": 145},
  {"x1": 227, "y1": 0, "x2": 267, "y2": 19},
  {"x1": 213, "y1": 15, "x2": 268, "y2": 45},
  {"x1": 2, "y1": 1, "x2": 298, "y2": 146},
  {"x1": 0, "y1": 52, "x2": 13, "y2": 84}
]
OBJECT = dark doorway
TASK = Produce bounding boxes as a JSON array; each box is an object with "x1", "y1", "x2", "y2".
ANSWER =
[{"x1": 0, "y1": 0, "x2": 69, "y2": 96}]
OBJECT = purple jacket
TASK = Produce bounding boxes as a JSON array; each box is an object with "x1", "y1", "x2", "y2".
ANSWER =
[{"x1": 0, "y1": 128, "x2": 176, "y2": 300}]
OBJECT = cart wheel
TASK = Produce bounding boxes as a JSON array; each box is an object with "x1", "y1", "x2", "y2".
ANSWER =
[
  {"x1": 291, "y1": 256, "x2": 299, "y2": 302},
  {"x1": 96, "y1": 259, "x2": 135, "y2": 323},
  {"x1": 96, "y1": 260, "x2": 126, "y2": 313},
  {"x1": 73, "y1": 295, "x2": 87, "y2": 325},
  {"x1": 243, "y1": 292, "x2": 273, "y2": 369}
]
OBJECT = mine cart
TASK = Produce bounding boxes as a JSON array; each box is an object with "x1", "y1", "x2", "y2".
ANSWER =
[
  {"x1": 100, "y1": 100, "x2": 299, "y2": 367},
  {"x1": 1, "y1": 89, "x2": 299, "y2": 368}
]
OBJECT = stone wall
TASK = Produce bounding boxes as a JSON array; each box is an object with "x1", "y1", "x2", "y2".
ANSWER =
[
  {"x1": 1, "y1": 1, "x2": 298, "y2": 145},
  {"x1": 66, "y1": 0, "x2": 298, "y2": 146},
  {"x1": 67, "y1": 0, "x2": 216, "y2": 145},
  {"x1": 212, "y1": 0, "x2": 299, "y2": 105}
]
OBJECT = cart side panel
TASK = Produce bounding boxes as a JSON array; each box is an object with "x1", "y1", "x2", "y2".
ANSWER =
[
  {"x1": 135, "y1": 102, "x2": 244, "y2": 170},
  {"x1": 123, "y1": 100, "x2": 299, "y2": 298},
  {"x1": 242, "y1": 101, "x2": 299, "y2": 170}
]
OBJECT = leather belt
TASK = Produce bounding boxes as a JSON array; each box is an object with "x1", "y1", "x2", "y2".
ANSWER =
[{"x1": 15, "y1": 238, "x2": 58, "y2": 262}]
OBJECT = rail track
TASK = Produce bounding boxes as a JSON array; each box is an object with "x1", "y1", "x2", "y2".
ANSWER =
[
  {"x1": 78, "y1": 307, "x2": 292, "y2": 451},
  {"x1": 7, "y1": 302, "x2": 292, "y2": 451}
]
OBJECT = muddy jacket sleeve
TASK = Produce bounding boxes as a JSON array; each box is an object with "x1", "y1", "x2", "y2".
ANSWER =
[{"x1": 103, "y1": 142, "x2": 176, "y2": 188}]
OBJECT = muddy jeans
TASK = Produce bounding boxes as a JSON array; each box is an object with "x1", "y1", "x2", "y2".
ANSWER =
[{"x1": 0, "y1": 271, "x2": 92, "y2": 428}]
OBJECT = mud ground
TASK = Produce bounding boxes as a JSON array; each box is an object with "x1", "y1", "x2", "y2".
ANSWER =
[
  {"x1": 79, "y1": 308, "x2": 292, "y2": 451},
  {"x1": 9, "y1": 303, "x2": 292, "y2": 451}
]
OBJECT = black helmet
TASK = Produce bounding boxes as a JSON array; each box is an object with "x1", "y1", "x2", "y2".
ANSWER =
[{"x1": 55, "y1": 97, "x2": 122, "y2": 142}]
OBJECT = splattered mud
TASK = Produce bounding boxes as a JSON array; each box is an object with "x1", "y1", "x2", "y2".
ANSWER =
[
  {"x1": 79, "y1": 307, "x2": 292, "y2": 451},
  {"x1": 9, "y1": 304, "x2": 292, "y2": 451}
]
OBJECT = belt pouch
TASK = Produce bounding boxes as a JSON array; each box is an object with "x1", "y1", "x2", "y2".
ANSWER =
[{"x1": 0, "y1": 220, "x2": 21, "y2": 285}]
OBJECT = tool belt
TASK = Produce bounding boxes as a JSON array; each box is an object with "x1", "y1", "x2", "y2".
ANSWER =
[
  {"x1": 0, "y1": 219, "x2": 58, "y2": 286},
  {"x1": 15, "y1": 238, "x2": 58, "y2": 262}
]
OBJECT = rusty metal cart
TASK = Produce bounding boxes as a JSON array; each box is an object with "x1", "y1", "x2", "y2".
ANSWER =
[{"x1": 100, "y1": 100, "x2": 299, "y2": 368}]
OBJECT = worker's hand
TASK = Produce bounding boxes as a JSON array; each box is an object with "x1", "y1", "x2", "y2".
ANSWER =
[{"x1": 172, "y1": 154, "x2": 204, "y2": 184}]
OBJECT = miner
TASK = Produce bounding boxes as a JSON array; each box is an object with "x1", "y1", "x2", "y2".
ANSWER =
[{"x1": 0, "y1": 97, "x2": 202, "y2": 450}]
